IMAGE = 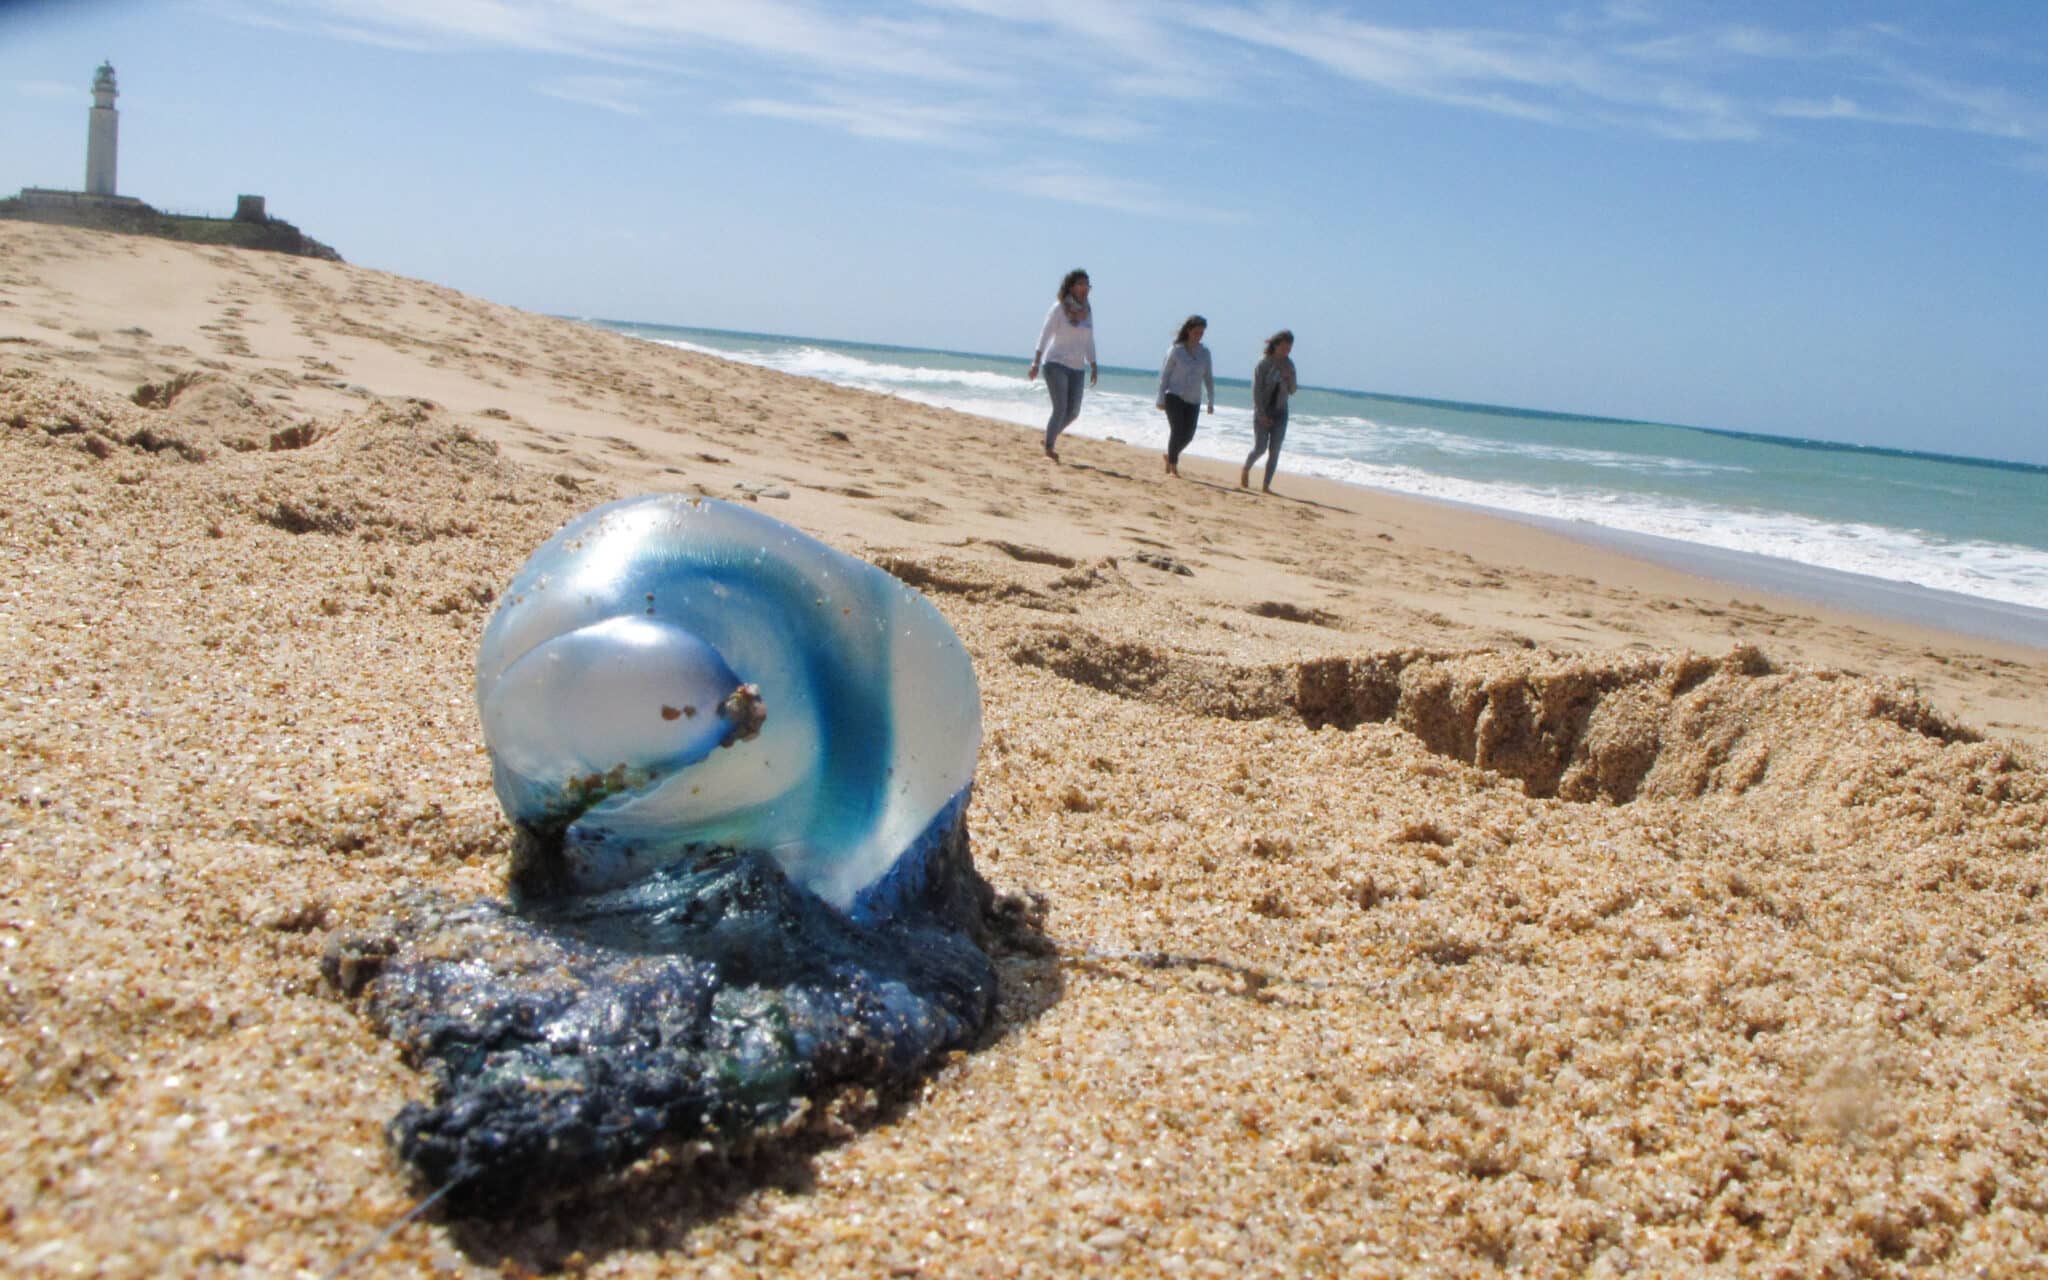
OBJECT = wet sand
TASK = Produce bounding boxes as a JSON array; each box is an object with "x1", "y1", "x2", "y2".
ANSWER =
[
  {"x1": 1503, "y1": 510, "x2": 2048, "y2": 652},
  {"x1": 4, "y1": 221, "x2": 2046, "y2": 1275}
]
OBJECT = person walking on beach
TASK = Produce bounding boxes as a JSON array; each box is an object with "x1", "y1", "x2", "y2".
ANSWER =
[
  {"x1": 1242, "y1": 330, "x2": 1297, "y2": 494},
  {"x1": 1155, "y1": 314, "x2": 1214, "y2": 477},
  {"x1": 1027, "y1": 268, "x2": 1098, "y2": 461}
]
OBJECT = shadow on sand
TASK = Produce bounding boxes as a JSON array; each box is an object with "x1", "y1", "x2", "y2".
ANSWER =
[
  {"x1": 1180, "y1": 474, "x2": 1349, "y2": 513},
  {"x1": 418, "y1": 890, "x2": 1064, "y2": 1274}
]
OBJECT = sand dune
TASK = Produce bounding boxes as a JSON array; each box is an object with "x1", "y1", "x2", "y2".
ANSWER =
[{"x1": 3, "y1": 222, "x2": 2045, "y2": 1274}]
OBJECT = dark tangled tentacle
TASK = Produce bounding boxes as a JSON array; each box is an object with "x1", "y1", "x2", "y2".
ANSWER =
[{"x1": 327, "y1": 802, "x2": 996, "y2": 1210}]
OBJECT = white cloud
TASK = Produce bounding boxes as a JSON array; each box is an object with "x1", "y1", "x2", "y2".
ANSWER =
[
  {"x1": 256, "y1": 0, "x2": 983, "y2": 81},
  {"x1": 915, "y1": 0, "x2": 1220, "y2": 99},
  {"x1": 1768, "y1": 96, "x2": 1932, "y2": 130},
  {"x1": 1044, "y1": 114, "x2": 1155, "y2": 145},
  {"x1": 537, "y1": 75, "x2": 649, "y2": 116},
  {"x1": 1559, "y1": 0, "x2": 1662, "y2": 32},
  {"x1": 725, "y1": 94, "x2": 980, "y2": 147},
  {"x1": 1183, "y1": 6, "x2": 2047, "y2": 155},
  {"x1": 980, "y1": 164, "x2": 1242, "y2": 222},
  {"x1": 1187, "y1": 7, "x2": 1711, "y2": 134},
  {"x1": 301, "y1": 20, "x2": 447, "y2": 53},
  {"x1": 1771, "y1": 94, "x2": 1866, "y2": 122},
  {"x1": 1619, "y1": 24, "x2": 1818, "y2": 64},
  {"x1": 216, "y1": 1, "x2": 2048, "y2": 166},
  {"x1": 1763, "y1": 62, "x2": 2045, "y2": 146},
  {"x1": 1884, "y1": 66, "x2": 2046, "y2": 144}
]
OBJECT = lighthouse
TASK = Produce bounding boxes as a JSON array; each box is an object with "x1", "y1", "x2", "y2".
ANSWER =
[{"x1": 86, "y1": 62, "x2": 118, "y2": 197}]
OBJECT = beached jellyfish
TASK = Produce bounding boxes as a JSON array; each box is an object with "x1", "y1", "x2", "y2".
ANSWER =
[
  {"x1": 326, "y1": 495, "x2": 998, "y2": 1208},
  {"x1": 475, "y1": 493, "x2": 983, "y2": 916}
]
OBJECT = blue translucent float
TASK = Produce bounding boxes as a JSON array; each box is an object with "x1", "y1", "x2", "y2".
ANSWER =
[
  {"x1": 476, "y1": 494, "x2": 982, "y2": 918},
  {"x1": 329, "y1": 495, "x2": 1000, "y2": 1208}
]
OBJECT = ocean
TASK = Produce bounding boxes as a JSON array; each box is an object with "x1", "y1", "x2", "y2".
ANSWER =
[{"x1": 589, "y1": 321, "x2": 2048, "y2": 647}]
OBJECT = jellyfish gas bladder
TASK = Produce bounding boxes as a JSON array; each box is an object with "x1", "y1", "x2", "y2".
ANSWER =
[
  {"x1": 475, "y1": 493, "x2": 983, "y2": 918},
  {"x1": 329, "y1": 495, "x2": 999, "y2": 1208}
]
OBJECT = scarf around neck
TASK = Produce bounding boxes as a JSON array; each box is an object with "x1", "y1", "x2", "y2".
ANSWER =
[{"x1": 1060, "y1": 294, "x2": 1091, "y2": 326}]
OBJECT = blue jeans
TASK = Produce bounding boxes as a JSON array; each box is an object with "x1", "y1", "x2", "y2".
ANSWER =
[
  {"x1": 1246, "y1": 405, "x2": 1288, "y2": 486},
  {"x1": 1044, "y1": 363, "x2": 1086, "y2": 450}
]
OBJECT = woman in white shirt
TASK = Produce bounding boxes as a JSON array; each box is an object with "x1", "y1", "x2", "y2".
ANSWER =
[
  {"x1": 1154, "y1": 314, "x2": 1214, "y2": 478},
  {"x1": 1027, "y1": 268, "x2": 1098, "y2": 461}
]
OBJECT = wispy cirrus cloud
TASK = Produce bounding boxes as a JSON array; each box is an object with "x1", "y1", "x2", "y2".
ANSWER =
[
  {"x1": 537, "y1": 75, "x2": 651, "y2": 116},
  {"x1": 1769, "y1": 95, "x2": 1924, "y2": 127},
  {"x1": 228, "y1": 0, "x2": 984, "y2": 80},
  {"x1": 1616, "y1": 22, "x2": 1859, "y2": 64},
  {"x1": 1557, "y1": 0, "x2": 1663, "y2": 33},
  {"x1": 1187, "y1": 7, "x2": 1764, "y2": 139},
  {"x1": 211, "y1": 2, "x2": 446, "y2": 52},
  {"x1": 726, "y1": 93, "x2": 981, "y2": 147},
  {"x1": 916, "y1": 0, "x2": 1224, "y2": 100},
  {"x1": 1882, "y1": 64, "x2": 2048, "y2": 145},
  {"x1": 1180, "y1": 6, "x2": 2047, "y2": 154},
  {"x1": 980, "y1": 164, "x2": 1244, "y2": 222},
  {"x1": 218, "y1": 2, "x2": 2048, "y2": 179},
  {"x1": 725, "y1": 88, "x2": 1154, "y2": 148},
  {"x1": 1740, "y1": 38, "x2": 2048, "y2": 154}
]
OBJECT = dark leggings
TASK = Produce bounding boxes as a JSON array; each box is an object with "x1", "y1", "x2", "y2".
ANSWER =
[
  {"x1": 1246, "y1": 406, "x2": 1288, "y2": 486},
  {"x1": 1162, "y1": 393, "x2": 1200, "y2": 464}
]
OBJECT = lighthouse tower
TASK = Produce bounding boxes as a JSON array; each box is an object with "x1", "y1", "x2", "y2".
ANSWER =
[{"x1": 86, "y1": 62, "x2": 118, "y2": 197}]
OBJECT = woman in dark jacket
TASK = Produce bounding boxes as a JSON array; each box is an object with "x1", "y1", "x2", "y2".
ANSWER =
[{"x1": 1241, "y1": 330, "x2": 1296, "y2": 493}]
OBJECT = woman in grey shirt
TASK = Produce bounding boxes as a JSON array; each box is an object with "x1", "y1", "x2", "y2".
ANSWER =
[
  {"x1": 1242, "y1": 329, "x2": 1297, "y2": 493},
  {"x1": 1154, "y1": 314, "x2": 1214, "y2": 477}
]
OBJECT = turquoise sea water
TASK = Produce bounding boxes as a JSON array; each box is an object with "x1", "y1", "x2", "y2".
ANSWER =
[{"x1": 587, "y1": 320, "x2": 2048, "y2": 632}]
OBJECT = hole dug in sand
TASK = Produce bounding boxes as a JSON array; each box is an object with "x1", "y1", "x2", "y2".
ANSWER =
[
  {"x1": 1248, "y1": 599, "x2": 1343, "y2": 628},
  {"x1": 1009, "y1": 630, "x2": 1985, "y2": 805},
  {"x1": 131, "y1": 369, "x2": 330, "y2": 454}
]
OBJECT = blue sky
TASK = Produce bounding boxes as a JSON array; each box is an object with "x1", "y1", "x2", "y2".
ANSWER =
[{"x1": 5, "y1": 1, "x2": 2046, "y2": 463}]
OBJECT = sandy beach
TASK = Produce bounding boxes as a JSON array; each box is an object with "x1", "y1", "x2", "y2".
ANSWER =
[{"x1": 4, "y1": 220, "x2": 2046, "y2": 1275}]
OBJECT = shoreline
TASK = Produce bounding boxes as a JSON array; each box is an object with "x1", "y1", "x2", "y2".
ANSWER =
[
  {"x1": 1412, "y1": 493, "x2": 2048, "y2": 652},
  {"x1": 598, "y1": 321, "x2": 2048, "y2": 638},
  {"x1": 1517, "y1": 510, "x2": 2048, "y2": 650}
]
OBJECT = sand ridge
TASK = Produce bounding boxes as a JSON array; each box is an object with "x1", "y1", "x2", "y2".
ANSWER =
[{"x1": 3, "y1": 223, "x2": 2046, "y2": 1275}]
